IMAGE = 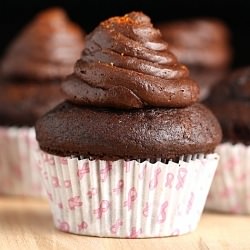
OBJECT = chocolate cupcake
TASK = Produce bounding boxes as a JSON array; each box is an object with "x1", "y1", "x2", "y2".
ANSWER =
[
  {"x1": 36, "y1": 12, "x2": 221, "y2": 237},
  {"x1": 0, "y1": 8, "x2": 85, "y2": 196},
  {"x1": 0, "y1": 7, "x2": 85, "y2": 125},
  {"x1": 205, "y1": 67, "x2": 250, "y2": 214},
  {"x1": 158, "y1": 18, "x2": 232, "y2": 100}
]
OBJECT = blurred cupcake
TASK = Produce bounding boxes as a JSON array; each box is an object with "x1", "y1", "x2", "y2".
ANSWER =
[
  {"x1": 0, "y1": 8, "x2": 85, "y2": 196},
  {"x1": 205, "y1": 67, "x2": 250, "y2": 214},
  {"x1": 157, "y1": 18, "x2": 232, "y2": 100},
  {"x1": 35, "y1": 12, "x2": 221, "y2": 238}
]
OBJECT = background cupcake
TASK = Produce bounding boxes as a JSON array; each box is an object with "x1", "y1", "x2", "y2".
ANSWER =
[
  {"x1": 157, "y1": 18, "x2": 232, "y2": 100},
  {"x1": 205, "y1": 66, "x2": 250, "y2": 214},
  {"x1": 36, "y1": 12, "x2": 221, "y2": 238},
  {"x1": 0, "y1": 7, "x2": 85, "y2": 196}
]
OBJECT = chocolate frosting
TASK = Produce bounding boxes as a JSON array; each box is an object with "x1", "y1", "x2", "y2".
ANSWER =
[
  {"x1": 158, "y1": 19, "x2": 232, "y2": 69},
  {"x1": 36, "y1": 12, "x2": 222, "y2": 159},
  {"x1": 62, "y1": 12, "x2": 199, "y2": 109},
  {"x1": 1, "y1": 8, "x2": 85, "y2": 80}
]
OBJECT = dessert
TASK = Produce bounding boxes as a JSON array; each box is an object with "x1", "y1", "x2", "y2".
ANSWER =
[
  {"x1": 205, "y1": 66, "x2": 250, "y2": 214},
  {"x1": 0, "y1": 7, "x2": 85, "y2": 196},
  {"x1": 36, "y1": 12, "x2": 221, "y2": 237},
  {"x1": 158, "y1": 18, "x2": 232, "y2": 100}
]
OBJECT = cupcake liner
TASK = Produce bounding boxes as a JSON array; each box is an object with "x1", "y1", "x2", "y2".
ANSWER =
[
  {"x1": 206, "y1": 143, "x2": 250, "y2": 214},
  {"x1": 37, "y1": 151, "x2": 219, "y2": 238},
  {"x1": 0, "y1": 126, "x2": 44, "y2": 197}
]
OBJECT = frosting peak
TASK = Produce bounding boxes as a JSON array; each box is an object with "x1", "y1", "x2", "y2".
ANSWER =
[
  {"x1": 62, "y1": 12, "x2": 199, "y2": 109},
  {"x1": 1, "y1": 8, "x2": 85, "y2": 80}
]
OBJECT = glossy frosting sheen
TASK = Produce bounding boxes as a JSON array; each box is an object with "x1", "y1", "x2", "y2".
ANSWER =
[
  {"x1": 62, "y1": 12, "x2": 199, "y2": 108},
  {"x1": 1, "y1": 8, "x2": 85, "y2": 80}
]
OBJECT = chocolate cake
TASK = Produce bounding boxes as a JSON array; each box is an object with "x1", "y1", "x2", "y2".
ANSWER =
[
  {"x1": 36, "y1": 12, "x2": 222, "y2": 160},
  {"x1": 0, "y1": 8, "x2": 85, "y2": 126}
]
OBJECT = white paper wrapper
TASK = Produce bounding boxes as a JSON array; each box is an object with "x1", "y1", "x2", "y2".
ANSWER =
[
  {"x1": 0, "y1": 127, "x2": 44, "y2": 197},
  {"x1": 37, "y1": 151, "x2": 219, "y2": 238},
  {"x1": 206, "y1": 143, "x2": 250, "y2": 214}
]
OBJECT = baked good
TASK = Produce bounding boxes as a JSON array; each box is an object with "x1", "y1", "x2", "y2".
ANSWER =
[
  {"x1": 36, "y1": 12, "x2": 221, "y2": 237},
  {"x1": 0, "y1": 82, "x2": 65, "y2": 126},
  {"x1": 206, "y1": 66, "x2": 250, "y2": 144},
  {"x1": 0, "y1": 7, "x2": 85, "y2": 126},
  {"x1": 0, "y1": 7, "x2": 85, "y2": 197},
  {"x1": 205, "y1": 66, "x2": 250, "y2": 214},
  {"x1": 37, "y1": 102, "x2": 220, "y2": 161},
  {"x1": 158, "y1": 18, "x2": 232, "y2": 100}
]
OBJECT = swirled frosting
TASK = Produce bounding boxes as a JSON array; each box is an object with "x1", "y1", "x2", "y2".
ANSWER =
[
  {"x1": 158, "y1": 19, "x2": 232, "y2": 69},
  {"x1": 1, "y1": 8, "x2": 85, "y2": 80},
  {"x1": 62, "y1": 12, "x2": 199, "y2": 109}
]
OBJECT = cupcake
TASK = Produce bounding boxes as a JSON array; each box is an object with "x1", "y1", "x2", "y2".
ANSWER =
[
  {"x1": 0, "y1": 8, "x2": 85, "y2": 196},
  {"x1": 157, "y1": 18, "x2": 232, "y2": 100},
  {"x1": 35, "y1": 12, "x2": 221, "y2": 237},
  {"x1": 205, "y1": 67, "x2": 250, "y2": 214}
]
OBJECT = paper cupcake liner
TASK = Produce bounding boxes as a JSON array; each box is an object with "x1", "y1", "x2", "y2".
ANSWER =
[
  {"x1": 37, "y1": 150, "x2": 219, "y2": 238},
  {"x1": 0, "y1": 126, "x2": 44, "y2": 197},
  {"x1": 205, "y1": 143, "x2": 250, "y2": 214}
]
